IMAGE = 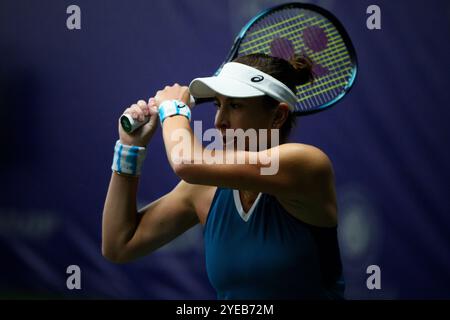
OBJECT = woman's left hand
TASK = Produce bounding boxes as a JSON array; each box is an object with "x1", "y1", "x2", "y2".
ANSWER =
[{"x1": 154, "y1": 83, "x2": 191, "y2": 107}]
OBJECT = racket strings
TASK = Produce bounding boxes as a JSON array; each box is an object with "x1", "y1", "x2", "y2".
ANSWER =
[
  {"x1": 241, "y1": 16, "x2": 322, "y2": 53},
  {"x1": 244, "y1": 13, "x2": 349, "y2": 63},
  {"x1": 245, "y1": 27, "x2": 352, "y2": 75},
  {"x1": 242, "y1": 14, "x2": 352, "y2": 74},
  {"x1": 235, "y1": 8, "x2": 355, "y2": 112},
  {"x1": 242, "y1": 16, "x2": 314, "y2": 50}
]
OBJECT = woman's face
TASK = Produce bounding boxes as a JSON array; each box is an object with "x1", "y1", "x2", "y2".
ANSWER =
[{"x1": 214, "y1": 94, "x2": 289, "y2": 150}]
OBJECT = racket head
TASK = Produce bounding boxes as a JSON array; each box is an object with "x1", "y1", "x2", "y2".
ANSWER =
[{"x1": 218, "y1": 2, "x2": 357, "y2": 116}]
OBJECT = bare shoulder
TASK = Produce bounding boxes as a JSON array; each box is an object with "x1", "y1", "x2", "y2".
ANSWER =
[
  {"x1": 276, "y1": 143, "x2": 337, "y2": 227},
  {"x1": 279, "y1": 143, "x2": 332, "y2": 167},
  {"x1": 176, "y1": 180, "x2": 217, "y2": 225}
]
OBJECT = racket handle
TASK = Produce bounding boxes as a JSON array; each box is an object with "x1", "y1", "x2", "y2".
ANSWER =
[{"x1": 120, "y1": 95, "x2": 197, "y2": 133}]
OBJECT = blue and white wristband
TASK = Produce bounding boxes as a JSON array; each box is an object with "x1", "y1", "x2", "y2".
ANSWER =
[
  {"x1": 158, "y1": 100, "x2": 191, "y2": 124},
  {"x1": 111, "y1": 140, "x2": 147, "y2": 176}
]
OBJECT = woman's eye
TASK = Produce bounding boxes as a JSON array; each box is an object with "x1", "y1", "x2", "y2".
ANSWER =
[{"x1": 214, "y1": 102, "x2": 240, "y2": 109}]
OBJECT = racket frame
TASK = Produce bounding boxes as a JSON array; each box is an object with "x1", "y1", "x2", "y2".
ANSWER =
[{"x1": 217, "y1": 2, "x2": 358, "y2": 116}]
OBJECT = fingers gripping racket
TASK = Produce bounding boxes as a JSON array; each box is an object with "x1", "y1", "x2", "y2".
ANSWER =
[{"x1": 121, "y1": 2, "x2": 357, "y2": 132}]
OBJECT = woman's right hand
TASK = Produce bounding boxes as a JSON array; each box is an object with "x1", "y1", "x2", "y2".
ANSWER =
[{"x1": 118, "y1": 98, "x2": 159, "y2": 147}]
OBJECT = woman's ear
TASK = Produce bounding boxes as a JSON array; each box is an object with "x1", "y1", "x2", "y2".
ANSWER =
[{"x1": 271, "y1": 102, "x2": 290, "y2": 129}]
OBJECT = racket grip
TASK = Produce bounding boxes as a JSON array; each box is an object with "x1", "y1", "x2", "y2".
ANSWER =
[{"x1": 120, "y1": 95, "x2": 197, "y2": 133}]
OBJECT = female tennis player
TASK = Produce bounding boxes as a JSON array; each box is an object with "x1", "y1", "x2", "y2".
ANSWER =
[{"x1": 102, "y1": 53, "x2": 344, "y2": 299}]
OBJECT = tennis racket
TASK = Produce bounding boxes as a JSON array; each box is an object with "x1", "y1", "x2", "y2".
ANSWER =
[{"x1": 121, "y1": 2, "x2": 357, "y2": 132}]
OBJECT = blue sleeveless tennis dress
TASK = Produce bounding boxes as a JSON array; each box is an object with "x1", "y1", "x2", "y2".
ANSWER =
[{"x1": 203, "y1": 187, "x2": 344, "y2": 299}]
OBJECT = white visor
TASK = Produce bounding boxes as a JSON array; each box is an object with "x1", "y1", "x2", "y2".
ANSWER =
[{"x1": 189, "y1": 62, "x2": 298, "y2": 111}]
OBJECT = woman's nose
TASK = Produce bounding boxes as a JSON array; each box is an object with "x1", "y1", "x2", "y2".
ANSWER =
[{"x1": 214, "y1": 109, "x2": 230, "y2": 131}]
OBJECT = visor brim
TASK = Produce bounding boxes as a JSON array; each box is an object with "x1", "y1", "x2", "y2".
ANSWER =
[{"x1": 189, "y1": 76, "x2": 265, "y2": 99}]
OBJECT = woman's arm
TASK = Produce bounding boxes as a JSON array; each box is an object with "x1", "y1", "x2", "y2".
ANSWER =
[
  {"x1": 102, "y1": 175, "x2": 199, "y2": 263},
  {"x1": 102, "y1": 98, "x2": 199, "y2": 263},
  {"x1": 156, "y1": 86, "x2": 333, "y2": 197},
  {"x1": 155, "y1": 84, "x2": 337, "y2": 227}
]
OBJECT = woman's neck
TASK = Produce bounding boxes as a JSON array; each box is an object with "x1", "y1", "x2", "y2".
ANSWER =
[{"x1": 240, "y1": 189, "x2": 259, "y2": 201}]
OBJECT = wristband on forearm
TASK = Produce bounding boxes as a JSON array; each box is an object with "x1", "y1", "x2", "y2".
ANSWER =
[
  {"x1": 158, "y1": 100, "x2": 191, "y2": 124},
  {"x1": 111, "y1": 140, "x2": 147, "y2": 176}
]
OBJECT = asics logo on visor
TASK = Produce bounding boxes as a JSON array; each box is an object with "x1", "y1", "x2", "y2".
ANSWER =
[{"x1": 250, "y1": 75, "x2": 264, "y2": 82}]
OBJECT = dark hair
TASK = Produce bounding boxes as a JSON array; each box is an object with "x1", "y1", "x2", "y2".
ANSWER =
[{"x1": 232, "y1": 53, "x2": 314, "y2": 142}]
